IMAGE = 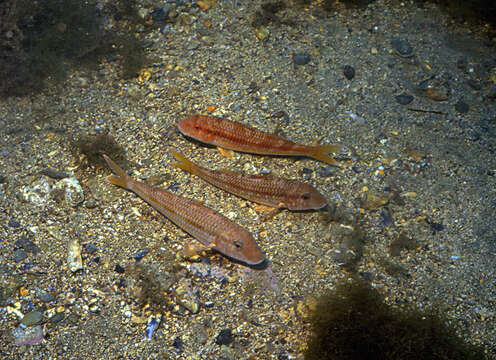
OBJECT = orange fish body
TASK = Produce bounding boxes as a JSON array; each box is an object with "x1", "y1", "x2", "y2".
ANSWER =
[
  {"x1": 103, "y1": 155, "x2": 265, "y2": 265},
  {"x1": 172, "y1": 150, "x2": 327, "y2": 210},
  {"x1": 178, "y1": 115, "x2": 342, "y2": 165}
]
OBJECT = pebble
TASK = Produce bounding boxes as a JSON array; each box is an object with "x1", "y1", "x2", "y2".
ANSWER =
[
  {"x1": 13, "y1": 249, "x2": 28, "y2": 262},
  {"x1": 15, "y1": 236, "x2": 40, "y2": 254},
  {"x1": 455, "y1": 100, "x2": 469, "y2": 114},
  {"x1": 8, "y1": 219, "x2": 21, "y2": 228},
  {"x1": 343, "y1": 65, "x2": 355, "y2": 80},
  {"x1": 391, "y1": 39, "x2": 413, "y2": 58},
  {"x1": 395, "y1": 93, "x2": 414, "y2": 105},
  {"x1": 36, "y1": 288, "x2": 55, "y2": 303},
  {"x1": 219, "y1": 345, "x2": 236, "y2": 360},
  {"x1": 49, "y1": 312, "x2": 65, "y2": 323},
  {"x1": 134, "y1": 249, "x2": 149, "y2": 262},
  {"x1": 83, "y1": 243, "x2": 97, "y2": 254},
  {"x1": 21, "y1": 311, "x2": 43, "y2": 326},
  {"x1": 114, "y1": 264, "x2": 125, "y2": 273},
  {"x1": 12, "y1": 325, "x2": 43, "y2": 346},
  {"x1": 215, "y1": 328, "x2": 234, "y2": 345},
  {"x1": 292, "y1": 52, "x2": 311, "y2": 65}
]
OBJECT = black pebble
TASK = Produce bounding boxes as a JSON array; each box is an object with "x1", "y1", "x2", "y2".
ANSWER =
[
  {"x1": 395, "y1": 94, "x2": 414, "y2": 105},
  {"x1": 151, "y1": 7, "x2": 169, "y2": 22},
  {"x1": 343, "y1": 65, "x2": 355, "y2": 80},
  {"x1": 293, "y1": 52, "x2": 311, "y2": 65},
  {"x1": 319, "y1": 166, "x2": 335, "y2": 178},
  {"x1": 455, "y1": 100, "x2": 469, "y2": 114},
  {"x1": 8, "y1": 219, "x2": 21, "y2": 228},
  {"x1": 83, "y1": 243, "x2": 97, "y2": 254},
  {"x1": 172, "y1": 336, "x2": 183, "y2": 352},
  {"x1": 391, "y1": 39, "x2": 413, "y2": 57},
  {"x1": 114, "y1": 264, "x2": 125, "y2": 273},
  {"x1": 215, "y1": 328, "x2": 234, "y2": 345},
  {"x1": 134, "y1": 249, "x2": 149, "y2": 262},
  {"x1": 15, "y1": 236, "x2": 40, "y2": 254},
  {"x1": 13, "y1": 249, "x2": 28, "y2": 262}
]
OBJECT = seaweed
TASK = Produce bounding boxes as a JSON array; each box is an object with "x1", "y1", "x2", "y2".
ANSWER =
[
  {"x1": 70, "y1": 133, "x2": 127, "y2": 169},
  {"x1": 304, "y1": 278, "x2": 488, "y2": 360},
  {"x1": 0, "y1": 0, "x2": 155, "y2": 97}
]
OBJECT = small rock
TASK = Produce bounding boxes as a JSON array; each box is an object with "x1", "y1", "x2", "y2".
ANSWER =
[
  {"x1": 219, "y1": 345, "x2": 236, "y2": 360},
  {"x1": 15, "y1": 236, "x2": 40, "y2": 254},
  {"x1": 114, "y1": 264, "x2": 125, "y2": 273},
  {"x1": 293, "y1": 52, "x2": 311, "y2": 65},
  {"x1": 391, "y1": 39, "x2": 413, "y2": 58},
  {"x1": 13, "y1": 249, "x2": 27, "y2": 263},
  {"x1": 12, "y1": 325, "x2": 43, "y2": 346},
  {"x1": 8, "y1": 219, "x2": 21, "y2": 228},
  {"x1": 83, "y1": 243, "x2": 97, "y2": 254},
  {"x1": 425, "y1": 86, "x2": 449, "y2": 101},
  {"x1": 343, "y1": 65, "x2": 355, "y2": 80},
  {"x1": 49, "y1": 312, "x2": 65, "y2": 323},
  {"x1": 455, "y1": 100, "x2": 469, "y2": 114},
  {"x1": 36, "y1": 288, "x2": 55, "y2": 303},
  {"x1": 466, "y1": 79, "x2": 481, "y2": 91},
  {"x1": 151, "y1": 7, "x2": 169, "y2": 22},
  {"x1": 215, "y1": 328, "x2": 234, "y2": 345},
  {"x1": 134, "y1": 249, "x2": 149, "y2": 262},
  {"x1": 395, "y1": 93, "x2": 414, "y2": 105},
  {"x1": 21, "y1": 311, "x2": 43, "y2": 326}
]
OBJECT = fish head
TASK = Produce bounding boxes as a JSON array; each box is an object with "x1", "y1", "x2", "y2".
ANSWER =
[
  {"x1": 215, "y1": 229, "x2": 265, "y2": 266},
  {"x1": 178, "y1": 115, "x2": 216, "y2": 144},
  {"x1": 285, "y1": 184, "x2": 327, "y2": 210}
]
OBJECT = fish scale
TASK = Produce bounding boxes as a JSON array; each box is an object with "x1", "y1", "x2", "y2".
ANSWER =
[{"x1": 103, "y1": 155, "x2": 265, "y2": 265}]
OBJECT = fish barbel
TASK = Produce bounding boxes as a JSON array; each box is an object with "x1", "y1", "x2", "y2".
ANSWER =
[
  {"x1": 178, "y1": 115, "x2": 343, "y2": 165},
  {"x1": 103, "y1": 155, "x2": 265, "y2": 265},
  {"x1": 171, "y1": 150, "x2": 327, "y2": 210}
]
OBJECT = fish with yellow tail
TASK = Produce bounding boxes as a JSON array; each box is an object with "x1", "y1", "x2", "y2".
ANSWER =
[
  {"x1": 171, "y1": 150, "x2": 327, "y2": 210},
  {"x1": 178, "y1": 115, "x2": 343, "y2": 166},
  {"x1": 103, "y1": 155, "x2": 265, "y2": 266}
]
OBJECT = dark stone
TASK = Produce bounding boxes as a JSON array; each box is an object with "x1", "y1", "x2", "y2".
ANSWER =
[
  {"x1": 134, "y1": 249, "x2": 149, "y2": 262},
  {"x1": 455, "y1": 100, "x2": 469, "y2": 114},
  {"x1": 172, "y1": 336, "x2": 183, "y2": 352},
  {"x1": 292, "y1": 52, "x2": 311, "y2": 65},
  {"x1": 319, "y1": 166, "x2": 335, "y2": 177},
  {"x1": 15, "y1": 236, "x2": 40, "y2": 254},
  {"x1": 391, "y1": 39, "x2": 413, "y2": 57},
  {"x1": 83, "y1": 243, "x2": 97, "y2": 254},
  {"x1": 114, "y1": 264, "x2": 125, "y2": 273},
  {"x1": 13, "y1": 249, "x2": 28, "y2": 262},
  {"x1": 301, "y1": 167, "x2": 313, "y2": 175},
  {"x1": 50, "y1": 312, "x2": 65, "y2": 323},
  {"x1": 395, "y1": 93, "x2": 414, "y2": 105},
  {"x1": 343, "y1": 65, "x2": 355, "y2": 80},
  {"x1": 215, "y1": 328, "x2": 234, "y2": 345},
  {"x1": 151, "y1": 7, "x2": 169, "y2": 22},
  {"x1": 8, "y1": 219, "x2": 21, "y2": 228}
]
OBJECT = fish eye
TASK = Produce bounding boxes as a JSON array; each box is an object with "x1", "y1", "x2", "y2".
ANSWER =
[
  {"x1": 233, "y1": 239, "x2": 243, "y2": 248},
  {"x1": 301, "y1": 193, "x2": 311, "y2": 200},
  {"x1": 193, "y1": 123, "x2": 200, "y2": 130}
]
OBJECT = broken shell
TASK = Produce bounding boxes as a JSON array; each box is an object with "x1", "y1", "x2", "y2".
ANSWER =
[{"x1": 67, "y1": 238, "x2": 83, "y2": 273}]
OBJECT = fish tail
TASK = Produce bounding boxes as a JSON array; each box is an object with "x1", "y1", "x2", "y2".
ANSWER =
[
  {"x1": 171, "y1": 150, "x2": 197, "y2": 175},
  {"x1": 103, "y1": 154, "x2": 132, "y2": 189},
  {"x1": 310, "y1": 144, "x2": 343, "y2": 166}
]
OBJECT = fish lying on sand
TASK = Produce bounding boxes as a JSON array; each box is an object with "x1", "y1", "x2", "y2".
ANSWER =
[
  {"x1": 103, "y1": 155, "x2": 265, "y2": 265},
  {"x1": 171, "y1": 150, "x2": 327, "y2": 210},
  {"x1": 177, "y1": 115, "x2": 343, "y2": 165}
]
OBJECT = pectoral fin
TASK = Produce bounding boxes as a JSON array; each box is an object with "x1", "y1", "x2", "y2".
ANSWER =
[{"x1": 217, "y1": 147, "x2": 234, "y2": 158}]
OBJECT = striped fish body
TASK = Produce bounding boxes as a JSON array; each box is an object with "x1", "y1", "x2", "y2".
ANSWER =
[
  {"x1": 178, "y1": 115, "x2": 342, "y2": 165},
  {"x1": 172, "y1": 151, "x2": 327, "y2": 210},
  {"x1": 103, "y1": 155, "x2": 265, "y2": 265}
]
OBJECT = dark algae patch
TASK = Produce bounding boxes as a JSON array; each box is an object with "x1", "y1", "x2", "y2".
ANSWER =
[
  {"x1": 70, "y1": 133, "x2": 127, "y2": 169},
  {"x1": 304, "y1": 278, "x2": 488, "y2": 360}
]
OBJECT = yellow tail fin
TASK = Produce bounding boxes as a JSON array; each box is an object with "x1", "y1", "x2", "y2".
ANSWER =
[
  {"x1": 102, "y1": 154, "x2": 131, "y2": 189},
  {"x1": 310, "y1": 144, "x2": 343, "y2": 166},
  {"x1": 171, "y1": 150, "x2": 197, "y2": 175}
]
